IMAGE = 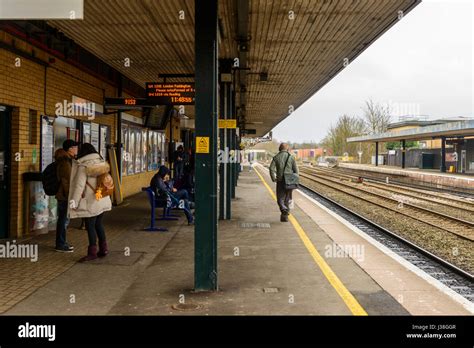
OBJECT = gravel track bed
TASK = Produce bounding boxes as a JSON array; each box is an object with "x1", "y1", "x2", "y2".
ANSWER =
[
  {"x1": 359, "y1": 183, "x2": 474, "y2": 223},
  {"x1": 302, "y1": 169, "x2": 474, "y2": 223},
  {"x1": 301, "y1": 177, "x2": 474, "y2": 274}
]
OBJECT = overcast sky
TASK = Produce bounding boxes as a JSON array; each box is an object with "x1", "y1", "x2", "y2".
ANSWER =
[{"x1": 271, "y1": 0, "x2": 474, "y2": 144}]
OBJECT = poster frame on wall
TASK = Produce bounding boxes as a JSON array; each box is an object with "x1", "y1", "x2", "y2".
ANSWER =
[
  {"x1": 40, "y1": 115, "x2": 55, "y2": 171},
  {"x1": 99, "y1": 124, "x2": 110, "y2": 160}
]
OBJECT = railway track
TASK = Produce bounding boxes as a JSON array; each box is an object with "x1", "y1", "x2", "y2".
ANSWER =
[
  {"x1": 299, "y1": 167, "x2": 474, "y2": 242},
  {"x1": 321, "y1": 165, "x2": 474, "y2": 198},
  {"x1": 307, "y1": 165, "x2": 474, "y2": 210}
]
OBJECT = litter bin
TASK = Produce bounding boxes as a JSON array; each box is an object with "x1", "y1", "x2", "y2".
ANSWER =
[{"x1": 23, "y1": 172, "x2": 57, "y2": 235}]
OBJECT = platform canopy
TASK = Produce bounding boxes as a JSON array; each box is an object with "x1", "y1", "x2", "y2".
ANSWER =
[
  {"x1": 348, "y1": 120, "x2": 474, "y2": 143},
  {"x1": 47, "y1": 0, "x2": 420, "y2": 136}
]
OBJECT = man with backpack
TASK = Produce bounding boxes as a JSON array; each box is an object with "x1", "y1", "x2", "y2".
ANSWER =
[
  {"x1": 54, "y1": 139, "x2": 78, "y2": 252},
  {"x1": 269, "y1": 143, "x2": 299, "y2": 222}
]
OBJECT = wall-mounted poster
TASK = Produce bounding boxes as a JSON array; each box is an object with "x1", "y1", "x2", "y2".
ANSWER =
[
  {"x1": 41, "y1": 116, "x2": 54, "y2": 171},
  {"x1": 135, "y1": 129, "x2": 142, "y2": 173},
  {"x1": 446, "y1": 152, "x2": 458, "y2": 162},
  {"x1": 53, "y1": 116, "x2": 77, "y2": 151},
  {"x1": 128, "y1": 130, "x2": 135, "y2": 175},
  {"x1": 82, "y1": 122, "x2": 91, "y2": 144},
  {"x1": 100, "y1": 125, "x2": 109, "y2": 160},
  {"x1": 141, "y1": 129, "x2": 147, "y2": 172},
  {"x1": 91, "y1": 122, "x2": 99, "y2": 151}
]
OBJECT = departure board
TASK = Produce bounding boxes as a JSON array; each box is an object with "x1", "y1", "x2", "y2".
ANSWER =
[{"x1": 146, "y1": 83, "x2": 195, "y2": 105}]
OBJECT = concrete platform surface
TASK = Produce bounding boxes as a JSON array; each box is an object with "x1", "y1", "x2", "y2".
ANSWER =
[
  {"x1": 3, "y1": 167, "x2": 467, "y2": 315},
  {"x1": 2, "y1": 168, "x2": 400, "y2": 316}
]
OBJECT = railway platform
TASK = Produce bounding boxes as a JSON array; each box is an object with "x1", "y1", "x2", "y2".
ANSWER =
[
  {"x1": 337, "y1": 162, "x2": 474, "y2": 192},
  {"x1": 2, "y1": 166, "x2": 472, "y2": 315}
]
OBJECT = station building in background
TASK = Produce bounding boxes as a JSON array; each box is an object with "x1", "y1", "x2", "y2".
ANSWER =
[
  {"x1": 348, "y1": 117, "x2": 474, "y2": 172},
  {"x1": 0, "y1": 24, "x2": 191, "y2": 240}
]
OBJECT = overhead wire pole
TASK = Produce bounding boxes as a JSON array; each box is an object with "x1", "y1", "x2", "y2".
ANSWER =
[{"x1": 194, "y1": 0, "x2": 219, "y2": 291}]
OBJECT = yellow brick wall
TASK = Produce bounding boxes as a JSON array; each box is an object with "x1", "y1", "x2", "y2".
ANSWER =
[
  {"x1": 122, "y1": 171, "x2": 157, "y2": 198},
  {"x1": 0, "y1": 31, "x2": 168, "y2": 238}
]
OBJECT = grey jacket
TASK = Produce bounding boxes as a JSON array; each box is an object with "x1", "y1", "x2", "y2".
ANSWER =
[
  {"x1": 269, "y1": 151, "x2": 298, "y2": 182},
  {"x1": 68, "y1": 153, "x2": 112, "y2": 219}
]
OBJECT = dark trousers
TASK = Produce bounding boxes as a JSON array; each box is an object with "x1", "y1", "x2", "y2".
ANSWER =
[
  {"x1": 55, "y1": 200, "x2": 69, "y2": 248},
  {"x1": 171, "y1": 189, "x2": 193, "y2": 223},
  {"x1": 174, "y1": 161, "x2": 184, "y2": 179},
  {"x1": 276, "y1": 181, "x2": 292, "y2": 215},
  {"x1": 85, "y1": 213, "x2": 106, "y2": 246}
]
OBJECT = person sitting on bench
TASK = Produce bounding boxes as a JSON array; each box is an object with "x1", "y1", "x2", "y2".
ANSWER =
[{"x1": 150, "y1": 166, "x2": 194, "y2": 225}]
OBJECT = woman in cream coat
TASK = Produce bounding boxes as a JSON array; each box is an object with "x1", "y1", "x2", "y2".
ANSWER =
[{"x1": 68, "y1": 143, "x2": 112, "y2": 262}]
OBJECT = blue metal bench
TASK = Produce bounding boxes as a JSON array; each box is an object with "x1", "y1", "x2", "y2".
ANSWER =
[
  {"x1": 142, "y1": 187, "x2": 167, "y2": 232},
  {"x1": 143, "y1": 186, "x2": 188, "y2": 231}
]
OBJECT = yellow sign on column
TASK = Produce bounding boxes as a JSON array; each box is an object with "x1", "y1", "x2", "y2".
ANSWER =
[
  {"x1": 196, "y1": 136, "x2": 210, "y2": 153},
  {"x1": 226, "y1": 119, "x2": 237, "y2": 128},
  {"x1": 218, "y1": 119, "x2": 226, "y2": 128},
  {"x1": 218, "y1": 119, "x2": 237, "y2": 128}
]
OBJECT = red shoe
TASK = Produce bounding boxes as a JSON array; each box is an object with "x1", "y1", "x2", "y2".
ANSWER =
[
  {"x1": 79, "y1": 245, "x2": 98, "y2": 262},
  {"x1": 98, "y1": 241, "x2": 109, "y2": 257}
]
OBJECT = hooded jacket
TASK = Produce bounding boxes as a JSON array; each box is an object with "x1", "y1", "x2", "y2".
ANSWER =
[
  {"x1": 68, "y1": 153, "x2": 112, "y2": 219},
  {"x1": 150, "y1": 166, "x2": 171, "y2": 198},
  {"x1": 54, "y1": 148, "x2": 73, "y2": 201},
  {"x1": 269, "y1": 150, "x2": 298, "y2": 182}
]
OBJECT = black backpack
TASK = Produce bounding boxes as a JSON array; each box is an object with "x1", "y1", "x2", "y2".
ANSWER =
[{"x1": 42, "y1": 161, "x2": 59, "y2": 196}]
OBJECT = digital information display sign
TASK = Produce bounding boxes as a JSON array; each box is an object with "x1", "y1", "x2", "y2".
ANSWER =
[
  {"x1": 146, "y1": 83, "x2": 195, "y2": 105},
  {"x1": 104, "y1": 98, "x2": 149, "y2": 109}
]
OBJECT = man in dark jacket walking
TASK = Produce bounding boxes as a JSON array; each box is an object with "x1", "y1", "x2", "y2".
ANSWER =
[
  {"x1": 269, "y1": 143, "x2": 298, "y2": 222},
  {"x1": 55, "y1": 139, "x2": 78, "y2": 252}
]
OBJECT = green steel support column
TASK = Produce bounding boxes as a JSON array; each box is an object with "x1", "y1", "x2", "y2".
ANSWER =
[
  {"x1": 116, "y1": 75, "x2": 122, "y2": 181},
  {"x1": 225, "y1": 83, "x2": 232, "y2": 218},
  {"x1": 218, "y1": 83, "x2": 225, "y2": 220},
  {"x1": 441, "y1": 136, "x2": 447, "y2": 172},
  {"x1": 236, "y1": 132, "x2": 241, "y2": 182},
  {"x1": 230, "y1": 128, "x2": 236, "y2": 199},
  {"x1": 230, "y1": 89, "x2": 237, "y2": 198},
  {"x1": 401, "y1": 139, "x2": 406, "y2": 169},
  {"x1": 194, "y1": 0, "x2": 218, "y2": 291},
  {"x1": 375, "y1": 142, "x2": 379, "y2": 166}
]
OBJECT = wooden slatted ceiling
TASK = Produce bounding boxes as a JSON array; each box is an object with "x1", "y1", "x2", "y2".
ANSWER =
[
  {"x1": 49, "y1": 0, "x2": 198, "y2": 80},
  {"x1": 246, "y1": 0, "x2": 420, "y2": 136},
  {"x1": 48, "y1": 0, "x2": 420, "y2": 136}
]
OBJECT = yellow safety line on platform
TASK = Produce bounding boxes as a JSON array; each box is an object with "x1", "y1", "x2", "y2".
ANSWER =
[{"x1": 253, "y1": 165, "x2": 368, "y2": 316}]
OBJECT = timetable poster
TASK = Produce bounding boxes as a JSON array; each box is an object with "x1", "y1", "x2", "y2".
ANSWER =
[
  {"x1": 41, "y1": 116, "x2": 54, "y2": 171},
  {"x1": 91, "y1": 122, "x2": 100, "y2": 151},
  {"x1": 100, "y1": 125, "x2": 108, "y2": 159}
]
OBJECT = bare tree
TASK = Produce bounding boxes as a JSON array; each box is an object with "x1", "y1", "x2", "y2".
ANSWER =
[
  {"x1": 321, "y1": 115, "x2": 365, "y2": 157},
  {"x1": 362, "y1": 99, "x2": 392, "y2": 134},
  {"x1": 320, "y1": 100, "x2": 393, "y2": 163},
  {"x1": 359, "y1": 100, "x2": 392, "y2": 162}
]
